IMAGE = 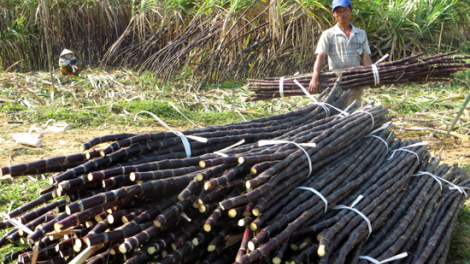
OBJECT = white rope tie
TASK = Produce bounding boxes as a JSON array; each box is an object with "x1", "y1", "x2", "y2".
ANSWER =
[
  {"x1": 359, "y1": 252, "x2": 408, "y2": 264},
  {"x1": 371, "y1": 64, "x2": 380, "y2": 86},
  {"x1": 413, "y1": 171, "x2": 467, "y2": 197},
  {"x1": 365, "y1": 135, "x2": 389, "y2": 152},
  {"x1": 374, "y1": 54, "x2": 389, "y2": 65},
  {"x1": 297, "y1": 187, "x2": 328, "y2": 213},
  {"x1": 258, "y1": 140, "x2": 316, "y2": 177},
  {"x1": 357, "y1": 110, "x2": 375, "y2": 131},
  {"x1": 293, "y1": 80, "x2": 350, "y2": 118},
  {"x1": 279, "y1": 77, "x2": 285, "y2": 98},
  {"x1": 213, "y1": 140, "x2": 245, "y2": 157},
  {"x1": 388, "y1": 142, "x2": 428, "y2": 162},
  {"x1": 333, "y1": 195, "x2": 372, "y2": 239},
  {"x1": 135, "y1": 111, "x2": 207, "y2": 158}
]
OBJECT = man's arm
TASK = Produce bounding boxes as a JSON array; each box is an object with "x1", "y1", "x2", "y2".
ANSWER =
[
  {"x1": 361, "y1": 53, "x2": 373, "y2": 66},
  {"x1": 309, "y1": 53, "x2": 327, "y2": 93}
]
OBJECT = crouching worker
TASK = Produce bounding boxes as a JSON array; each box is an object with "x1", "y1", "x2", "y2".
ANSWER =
[{"x1": 59, "y1": 49, "x2": 82, "y2": 77}]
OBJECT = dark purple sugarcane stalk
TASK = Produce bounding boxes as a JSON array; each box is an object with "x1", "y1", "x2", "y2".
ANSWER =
[{"x1": 80, "y1": 133, "x2": 137, "y2": 152}]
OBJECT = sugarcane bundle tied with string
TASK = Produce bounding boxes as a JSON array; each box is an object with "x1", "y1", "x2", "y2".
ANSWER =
[
  {"x1": 0, "y1": 87, "x2": 468, "y2": 264},
  {"x1": 246, "y1": 51, "x2": 470, "y2": 101}
]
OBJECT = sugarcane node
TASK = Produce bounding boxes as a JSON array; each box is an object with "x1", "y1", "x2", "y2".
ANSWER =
[
  {"x1": 203, "y1": 224, "x2": 211, "y2": 232},
  {"x1": 130, "y1": 173, "x2": 137, "y2": 181},
  {"x1": 252, "y1": 208, "x2": 260, "y2": 217},
  {"x1": 204, "y1": 182, "x2": 211, "y2": 190},
  {"x1": 199, "y1": 161, "x2": 206, "y2": 168},
  {"x1": 250, "y1": 222, "x2": 257, "y2": 231},
  {"x1": 238, "y1": 157, "x2": 245, "y2": 164},
  {"x1": 243, "y1": 211, "x2": 252, "y2": 217},
  {"x1": 317, "y1": 244, "x2": 326, "y2": 257},
  {"x1": 119, "y1": 244, "x2": 128, "y2": 254}
]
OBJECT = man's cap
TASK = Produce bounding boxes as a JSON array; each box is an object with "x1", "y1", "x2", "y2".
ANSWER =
[
  {"x1": 60, "y1": 49, "x2": 74, "y2": 56},
  {"x1": 332, "y1": 0, "x2": 351, "y2": 11}
]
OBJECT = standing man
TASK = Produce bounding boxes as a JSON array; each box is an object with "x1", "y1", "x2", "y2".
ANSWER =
[{"x1": 309, "y1": 0, "x2": 373, "y2": 107}]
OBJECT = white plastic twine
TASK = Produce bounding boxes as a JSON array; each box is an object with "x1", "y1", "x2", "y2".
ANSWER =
[
  {"x1": 413, "y1": 171, "x2": 467, "y2": 197},
  {"x1": 359, "y1": 252, "x2": 408, "y2": 264},
  {"x1": 279, "y1": 77, "x2": 285, "y2": 98},
  {"x1": 293, "y1": 80, "x2": 350, "y2": 118},
  {"x1": 213, "y1": 139, "x2": 245, "y2": 157},
  {"x1": 374, "y1": 54, "x2": 390, "y2": 65},
  {"x1": 333, "y1": 195, "x2": 372, "y2": 239},
  {"x1": 134, "y1": 111, "x2": 207, "y2": 158},
  {"x1": 388, "y1": 142, "x2": 429, "y2": 162},
  {"x1": 357, "y1": 110, "x2": 375, "y2": 131},
  {"x1": 371, "y1": 64, "x2": 380, "y2": 86},
  {"x1": 258, "y1": 140, "x2": 316, "y2": 177},
  {"x1": 365, "y1": 124, "x2": 389, "y2": 152},
  {"x1": 297, "y1": 187, "x2": 328, "y2": 213}
]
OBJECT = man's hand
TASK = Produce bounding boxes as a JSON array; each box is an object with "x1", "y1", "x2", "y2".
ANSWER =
[{"x1": 308, "y1": 76, "x2": 322, "y2": 94}]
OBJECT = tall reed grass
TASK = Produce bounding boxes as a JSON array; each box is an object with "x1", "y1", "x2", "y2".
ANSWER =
[{"x1": 0, "y1": 0, "x2": 469, "y2": 83}]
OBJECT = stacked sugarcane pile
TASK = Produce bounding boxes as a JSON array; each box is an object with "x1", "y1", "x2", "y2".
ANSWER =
[
  {"x1": 0, "y1": 87, "x2": 468, "y2": 264},
  {"x1": 246, "y1": 51, "x2": 470, "y2": 101}
]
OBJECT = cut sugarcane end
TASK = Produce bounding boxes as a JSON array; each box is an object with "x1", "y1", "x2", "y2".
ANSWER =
[
  {"x1": 272, "y1": 257, "x2": 282, "y2": 264},
  {"x1": 119, "y1": 244, "x2": 128, "y2": 254},
  {"x1": 246, "y1": 181, "x2": 252, "y2": 189},
  {"x1": 203, "y1": 224, "x2": 211, "y2": 232},
  {"x1": 290, "y1": 244, "x2": 298, "y2": 251},
  {"x1": 85, "y1": 221, "x2": 94, "y2": 228},
  {"x1": 94, "y1": 215, "x2": 104, "y2": 222},
  {"x1": 171, "y1": 243, "x2": 177, "y2": 251},
  {"x1": 147, "y1": 246, "x2": 156, "y2": 255},
  {"x1": 228, "y1": 209, "x2": 238, "y2": 218},
  {"x1": 73, "y1": 244, "x2": 81, "y2": 252},
  {"x1": 162, "y1": 250, "x2": 168, "y2": 257},
  {"x1": 204, "y1": 182, "x2": 211, "y2": 190},
  {"x1": 79, "y1": 145, "x2": 85, "y2": 152},
  {"x1": 48, "y1": 177, "x2": 55, "y2": 184},
  {"x1": 154, "y1": 220, "x2": 162, "y2": 227},
  {"x1": 238, "y1": 157, "x2": 245, "y2": 164},
  {"x1": 252, "y1": 208, "x2": 260, "y2": 216},
  {"x1": 177, "y1": 195, "x2": 185, "y2": 201},
  {"x1": 195, "y1": 174, "x2": 204, "y2": 181},
  {"x1": 199, "y1": 205, "x2": 206, "y2": 213},
  {"x1": 84, "y1": 237, "x2": 92, "y2": 247},
  {"x1": 250, "y1": 167, "x2": 257, "y2": 175},
  {"x1": 199, "y1": 161, "x2": 206, "y2": 168},
  {"x1": 243, "y1": 211, "x2": 251, "y2": 217},
  {"x1": 248, "y1": 241, "x2": 255, "y2": 251},
  {"x1": 192, "y1": 238, "x2": 199, "y2": 246},
  {"x1": 316, "y1": 233, "x2": 323, "y2": 242},
  {"x1": 207, "y1": 244, "x2": 216, "y2": 252},
  {"x1": 110, "y1": 247, "x2": 117, "y2": 255},
  {"x1": 238, "y1": 219, "x2": 245, "y2": 226},
  {"x1": 107, "y1": 214, "x2": 116, "y2": 224},
  {"x1": 250, "y1": 222, "x2": 258, "y2": 231},
  {"x1": 100, "y1": 151, "x2": 106, "y2": 157},
  {"x1": 129, "y1": 173, "x2": 137, "y2": 181},
  {"x1": 54, "y1": 223, "x2": 63, "y2": 233},
  {"x1": 75, "y1": 239, "x2": 83, "y2": 249},
  {"x1": 317, "y1": 245, "x2": 326, "y2": 257}
]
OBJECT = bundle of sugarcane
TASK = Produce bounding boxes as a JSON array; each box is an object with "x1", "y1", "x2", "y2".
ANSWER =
[
  {"x1": 246, "y1": 50, "x2": 470, "y2": 101},
  {"x1": 0, "y1": 87, "x2": 467, "y2": 264}
]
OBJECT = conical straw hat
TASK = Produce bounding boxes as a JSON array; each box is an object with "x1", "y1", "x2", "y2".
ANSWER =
[{"x1": 60, "y1": 49, "x2": 74, "y2": 56}]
